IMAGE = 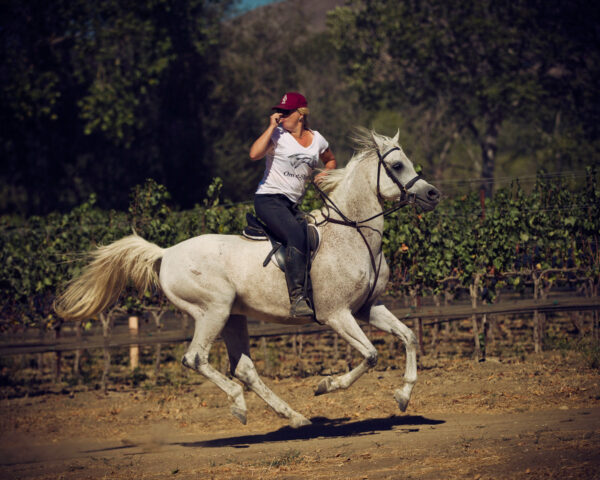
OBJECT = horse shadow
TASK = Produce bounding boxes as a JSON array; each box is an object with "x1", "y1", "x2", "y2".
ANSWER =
[{"x1": 177, "y1": 415, "x2": 444, "y2": 448}]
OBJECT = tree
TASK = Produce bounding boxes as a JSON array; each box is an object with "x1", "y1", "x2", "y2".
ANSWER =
[
  {"x1": 329, "y1": 0, "x2": 600, "y2": 196},
  {"x1": 0, "y1": 0, "x2": 232, "y2": 214}
]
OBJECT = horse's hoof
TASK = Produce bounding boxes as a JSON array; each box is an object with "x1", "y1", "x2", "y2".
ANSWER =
[
  {"x1": 290, "y1": 414, "x2": 311, "y2": 428},
  {"x1": 230, "y1": 405, "x2": 247, "y2": 425},
  {"x1": 394, "y1": 389, "x2": 410, "y2": 412},
  {"x1": 314, "y1": 376, "x2": 333, "y2": 396}
]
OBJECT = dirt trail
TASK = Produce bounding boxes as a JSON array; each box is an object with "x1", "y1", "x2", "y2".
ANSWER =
[
  {"x1": 2, "y1": 407, "x2": 599, "y2": 479},
  {"x1": 1, "y1": 353, "x2": 599, "y2": 479}
]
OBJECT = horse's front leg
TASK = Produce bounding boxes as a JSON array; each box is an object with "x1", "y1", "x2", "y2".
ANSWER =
[
  {"x1": 222, "y1": 315, "x2": 310, "y2": 428},
  {"x1": 365, "y1": 304, "x2": 418, "y2": 412},
  {"x1": 315, "y1": 309, "x2": 378, "y2": 395}
]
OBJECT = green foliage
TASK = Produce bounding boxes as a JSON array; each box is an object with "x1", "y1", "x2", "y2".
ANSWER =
[
  {"x1": 1, "y1": 0, "x2": 597, "y2": 218},
  {"x1": 329, "y1": 0, "x2": 600, "y2": 195},
  {"x1": 128, "y1": 179, "x2": 173, "y2": 247},
  {"x1": 384, "y1": 168, "x2": 599, "y2": 296},
  {"x1": 0, "y1": 194, "x2": 128, "y2": 330},
  {"x1": 1, "y1": 169, "x2": 598, "y2": 332},
  {"x1": 73, "y1": 1, "x2": 176, "y2": 145},
  {"x1": 0, "y1": 0, "x2": 232, "y2": 214},
  {"x1": 200, "y1": 177, "x2": 252, "y2": 235}
]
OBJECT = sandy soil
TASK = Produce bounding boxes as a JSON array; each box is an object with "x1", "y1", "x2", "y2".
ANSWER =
[{"x1": 1, "y1": 349, "x2": 599, "y2": 479}]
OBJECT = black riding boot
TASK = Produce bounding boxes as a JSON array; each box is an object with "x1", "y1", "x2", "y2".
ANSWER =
[{"x1": 284, "y1": 245, "x2": 314, "y2": 318}]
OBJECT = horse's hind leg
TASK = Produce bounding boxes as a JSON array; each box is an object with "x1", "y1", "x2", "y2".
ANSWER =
[
  {"x1": 366, "y1": 305, "x2": 417, "y2": 412},
  {"x1": 178, "y1": 302, "x2": 248, "y2": 424},
  {"x1": 315, "y1": 309, "x2": 378, "y2": 396},
  {"x1": 222, "y1": 315, "x2": 311, "y2": 428}
]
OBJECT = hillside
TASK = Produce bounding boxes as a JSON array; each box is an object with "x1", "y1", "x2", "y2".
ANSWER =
[{"x1": 231, "y1": 0, "x2": 346, "y2": 32}]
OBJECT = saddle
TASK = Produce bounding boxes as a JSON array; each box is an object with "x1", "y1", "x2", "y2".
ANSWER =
[{"x1": 242, "y1": 213, "x2": 321, "y2": 271}]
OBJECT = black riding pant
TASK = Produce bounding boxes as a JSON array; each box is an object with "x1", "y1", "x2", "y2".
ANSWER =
[{"x1": 254, "y1": 194, "x2": 307, "y2": 254}]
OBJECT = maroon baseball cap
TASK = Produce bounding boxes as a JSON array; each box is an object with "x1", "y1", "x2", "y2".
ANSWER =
[{"x1": 272, "y1": 92, "x2": 308, "y2": 110}]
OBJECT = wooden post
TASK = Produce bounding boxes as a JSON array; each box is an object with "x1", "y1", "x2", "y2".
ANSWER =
[
  {"x1": 100, "y1": 312, "x2": 112, "y2": 393},
  {"x1": 470, "y1": 274, "x2": 482, "y2": 361},
  {"x1": 298, "y1": 334, "x2": 305, "y2": 375},
  {"x1": 487, "y1": 291, "x2": 499, "y2": 352},
  {"x1": 129, "y1": 316, "x2": 139, "y2": 371},
  {"x1": 333, "y1": 333, "x2": 339, "y2": 363},
  {"x1": 151, "y1": 309, "x2": 164, "y2": 381},
  {"x1": 416, "y1": 316, "x2": 424, "y2": 357},
  {"x1": 259, "y1": 321, "x2": 270, "y2": 376},
  {"x1": 431, "y1": 294, "x2": 441, "y2": 353},
  {"x1": 444, "y1": 289, "x2": 455, "y2": 339},
  {"x1": 532, "y1": 273, "x2": 542, "y2": 353},
  {"x1": 410, "y1": 288, "x2": 424, "y2": 357},
  {"x1": 345, "y1": 340, "x2": 352, "y2": 372},
  {"x1": 481, "y1": 314, "x2": 487, "y2": 361},
  {"x1": 37, "y1": 328, "x2": 44, "y2": 374},
  {"x1": 73, "y1": 321, "x2": 82, "y2": 382},
  {"x1": 539, "y1": 275, "x2": 550, "y2": 346},
  {"x1": 54, "y1": 323, "x2": 62, "y2": 382},
  {"x1": 591, "y1": 279, "x2": 599, "y2": 342}
]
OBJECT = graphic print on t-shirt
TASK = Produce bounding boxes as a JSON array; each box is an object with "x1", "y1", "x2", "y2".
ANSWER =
[{"x1": 289, "y1": 153, "x2": 318, "y2": 169}]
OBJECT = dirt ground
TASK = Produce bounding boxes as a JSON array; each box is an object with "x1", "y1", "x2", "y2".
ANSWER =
[{"x1": 1, "y1": 348, "x2": 599, "y2": 480}]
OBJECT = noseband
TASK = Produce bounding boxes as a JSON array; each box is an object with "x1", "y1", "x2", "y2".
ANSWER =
[{"x1": 376, "y1": 147, "x2": 422, "y2": 204}]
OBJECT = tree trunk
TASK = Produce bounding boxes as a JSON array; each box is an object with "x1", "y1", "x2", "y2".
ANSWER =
[
  {"x1": 435, "y1": 129, "x2": 460, "y2": 180},
  {"x1": 479, "y1": 120, "x2": 499, "y2": 199}
]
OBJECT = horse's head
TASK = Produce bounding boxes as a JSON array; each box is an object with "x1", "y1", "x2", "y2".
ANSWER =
[{"x1": 372, "y1": 130, "x2": 440, "y2": 212}]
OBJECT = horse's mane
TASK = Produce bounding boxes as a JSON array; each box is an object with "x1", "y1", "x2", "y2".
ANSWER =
[{"x1": 317, "y1": 127, "x2": 383, "y2": 194}]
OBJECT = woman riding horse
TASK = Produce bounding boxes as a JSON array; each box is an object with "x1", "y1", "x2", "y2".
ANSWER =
[
  {"x1": 55, "y1": 127, "x2": 441, "y2": 428},
  {"x1": 249, "y1": 92, "x2": 337, "y2": 319}
]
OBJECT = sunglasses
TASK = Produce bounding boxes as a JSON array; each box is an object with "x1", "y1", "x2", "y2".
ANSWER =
[{"x1": 275, "y1": 109, "x2": 296, "y2": 117}]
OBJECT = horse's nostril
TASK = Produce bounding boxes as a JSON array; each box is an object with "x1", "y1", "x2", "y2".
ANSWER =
[{"x1": 428, "y1": 189, "x2": 440, "y2": 201}]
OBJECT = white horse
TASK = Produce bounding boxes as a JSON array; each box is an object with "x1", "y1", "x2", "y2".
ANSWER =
[{"x1": 56, "y1": 128, "x2": 440, "y2": 428}]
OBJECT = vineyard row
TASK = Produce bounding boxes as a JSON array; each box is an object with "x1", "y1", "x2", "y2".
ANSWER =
[{"x1": 0, "y1": 169, "x2": 598, "y2": 334}]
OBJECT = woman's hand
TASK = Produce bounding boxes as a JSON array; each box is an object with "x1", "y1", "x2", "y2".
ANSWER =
[
  {"x1": 315, "y1": 148, "x2": 337, "y2": 184},
  {"x1": 250, "y1": 113, "x2": 282, "y2": 160},
  {"x1": 269, "y1": 112, "x2": 282, "y2": 128}
]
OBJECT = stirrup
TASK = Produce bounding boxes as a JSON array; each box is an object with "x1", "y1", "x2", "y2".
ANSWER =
[{"x1": 290, "y1": 296, "x2": 314, "y2": 318}]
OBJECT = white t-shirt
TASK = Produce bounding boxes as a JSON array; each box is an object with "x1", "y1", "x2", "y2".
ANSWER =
[{"x1": 255, "y1": 126, "x2": 329, "y2": 203}]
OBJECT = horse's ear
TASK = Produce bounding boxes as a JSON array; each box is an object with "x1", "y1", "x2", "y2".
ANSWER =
[
  {"x1": 392, "y1": 129, "x2": 400, "y2": 144},
  {"x1": 371, "y1": 131, "x2": 385, "y2": 151}
]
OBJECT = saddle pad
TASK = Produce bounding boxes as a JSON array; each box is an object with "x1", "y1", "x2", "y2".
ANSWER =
[{"x1": 242, "y1": 213, "x2": 321, "y2": 270}]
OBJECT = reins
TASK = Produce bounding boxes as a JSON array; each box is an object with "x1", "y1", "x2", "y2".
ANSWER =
[{"x1": 309, "y1": 146, "x2": 421, "y2": 307}]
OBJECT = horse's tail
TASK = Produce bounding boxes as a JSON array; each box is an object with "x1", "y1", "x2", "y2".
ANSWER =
[{"x1": 54, "y1": 234, "x2": 165, "y2": 322}]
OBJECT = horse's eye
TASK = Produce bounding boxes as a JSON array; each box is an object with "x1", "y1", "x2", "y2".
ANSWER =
[{"x1": 392, "y1": 163, "x2": 403, "y2": 171}]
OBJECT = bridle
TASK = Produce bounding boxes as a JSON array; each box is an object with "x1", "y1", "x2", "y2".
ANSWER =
[
  {"x1": 310, "y1": 145, "x2": 423, "y2": 307},
  {"x1": 376, "y1": 147, "x2": 422, "y2": 204}
]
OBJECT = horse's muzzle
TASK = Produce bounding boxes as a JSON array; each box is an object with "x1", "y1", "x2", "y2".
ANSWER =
[{"x1": 415, "y1": 185, "x2": 441, "y2": 211}]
